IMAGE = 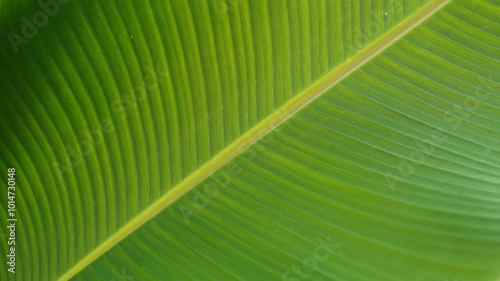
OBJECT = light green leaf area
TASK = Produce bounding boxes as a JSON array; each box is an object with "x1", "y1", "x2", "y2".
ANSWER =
[{"x1": 0, "y1": 0, "x2": 499, "y2": 280}]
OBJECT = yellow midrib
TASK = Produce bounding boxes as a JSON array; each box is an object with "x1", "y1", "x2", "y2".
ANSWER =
[{"x1": 58, "y1": 0, "x2": 451, "y2": 279}]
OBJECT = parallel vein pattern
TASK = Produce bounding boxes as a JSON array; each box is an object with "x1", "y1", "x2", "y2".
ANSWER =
[
  {"x1": 71, "y1": 0, "x2": 499, "y2": 281},
  {"x1": 0, "y1": 0, "x2": 499, "y2": 281}
]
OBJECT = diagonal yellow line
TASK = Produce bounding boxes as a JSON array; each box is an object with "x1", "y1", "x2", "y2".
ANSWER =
[{"x1": 58, "y1": 0, "x2": 451, "y2": 279}]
